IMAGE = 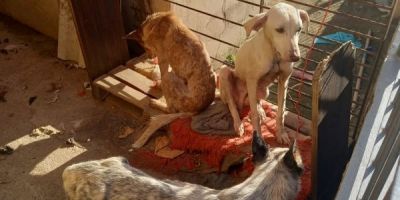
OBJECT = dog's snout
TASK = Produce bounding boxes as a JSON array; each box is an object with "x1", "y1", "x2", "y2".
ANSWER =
[{"x1": 290, "y1": 55, "x2": 300, "y2": 62}]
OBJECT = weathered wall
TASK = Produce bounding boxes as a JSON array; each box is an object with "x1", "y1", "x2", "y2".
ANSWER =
[
  {"x1": 126, "y1": 0, "x2": 261, "y2": 68},
  {"x1": 167, "y1": 0, "x2": 259, "y2": 68},
  {"x1": 0, "y1": 0, "x2": 59, "y2": 39}
]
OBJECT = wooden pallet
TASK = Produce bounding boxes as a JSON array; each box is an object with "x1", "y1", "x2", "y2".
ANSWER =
[
  {"x1": 93, "y1": 55, "x2": 312, "y2": 136},
  {"x1": 93, "y1": 56, "x2": 164, "y2": 116}
]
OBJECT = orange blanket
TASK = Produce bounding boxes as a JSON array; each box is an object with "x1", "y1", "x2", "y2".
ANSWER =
[{"x1": 131, "y1": 101, "x2": 311, "y2": 200}]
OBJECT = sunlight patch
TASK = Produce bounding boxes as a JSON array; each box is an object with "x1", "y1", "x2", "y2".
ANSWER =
[
  {"x1": 29, "y1": 146, "x2": 87, "y2": 176},
  {"x1": 5, "y1": 125, "x2": 61, "y2": 149}
]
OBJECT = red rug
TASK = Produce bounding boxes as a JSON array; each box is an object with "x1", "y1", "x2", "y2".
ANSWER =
[{"x1": 131, "y1": 101, "x2": 312, "y2": 200}]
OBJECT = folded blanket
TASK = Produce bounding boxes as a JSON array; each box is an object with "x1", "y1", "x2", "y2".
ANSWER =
[{"x1": 191, "y1": 101, "x2": 236, "y2": 135}]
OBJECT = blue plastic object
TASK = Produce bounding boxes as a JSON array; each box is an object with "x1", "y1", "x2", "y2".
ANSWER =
[{"x1": 315, "y1": 32, "x2": 362, "y2": 48}]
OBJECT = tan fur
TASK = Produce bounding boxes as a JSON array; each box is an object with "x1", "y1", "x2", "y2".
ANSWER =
[
  {"x1": 127, "y1": 12, "x2": 216, "y2": 147},
  {"x1": 132, "y1": 113, "x2": 191, "y2": 148},
  {"x1": 129, "y1": 12, "x2": 216, "y2": 113}
]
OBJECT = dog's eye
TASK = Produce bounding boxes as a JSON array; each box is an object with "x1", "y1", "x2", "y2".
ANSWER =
[
  {"x1": 275, "y1": 27, "x2": 284, "y2": 33},
  {"x1": 297, "y1": 27, "x2": 302, "y2": 32}
]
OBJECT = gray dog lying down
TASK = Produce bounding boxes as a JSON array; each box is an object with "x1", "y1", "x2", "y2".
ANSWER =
[{"x1": 62, "y1": 132, "x2": 303, "y2": 200}]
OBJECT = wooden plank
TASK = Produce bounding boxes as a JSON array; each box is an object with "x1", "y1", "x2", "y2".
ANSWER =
[
  {"x1": 125, "y1": 54, "x2": 158, "y2": 80},
  {"x1": 311, "y1": 41, "x2": 355, "y2": 200},
  {"x1": 69, "y1": 0, "x2": 129, "y2": 82},
  {"x1": 94, "y1": 75, "x2": 161, "y2": 116},
  {"x1": 311, "y1": 57, "x2": 329, "y2": 200},
  {"x1": 267, "y1": 102, "x2": 312, "y2": 135},
  {"x1": 94, "y1": 75, "x2": 150, "y2": 109},
  {"x1": 110, "y1": 65, "x2": 162, "y2": 99}
]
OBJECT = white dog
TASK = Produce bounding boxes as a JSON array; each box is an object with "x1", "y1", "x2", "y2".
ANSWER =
[{"x1": 219, "y1": 3, "x2": 309, "y2": 144}]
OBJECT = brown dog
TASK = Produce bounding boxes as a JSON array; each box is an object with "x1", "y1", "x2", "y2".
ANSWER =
[
  {"x1": 127, "y1": 12, "x2": 216, "y2": 148},
  {"x1": 127, "y1": 12, "x2": 216, "y2": 113}
]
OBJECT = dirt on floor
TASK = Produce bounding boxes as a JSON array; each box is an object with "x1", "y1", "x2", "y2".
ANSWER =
[
  {"x1": 0, "y1": 14, "x2": 243, "y2": 200},
  {"x1": 0, "y1": 15, "x2": 142, "y2": 199}
]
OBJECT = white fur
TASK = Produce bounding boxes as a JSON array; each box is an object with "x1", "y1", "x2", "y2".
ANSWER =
[
  {"x1": 132, "y1": 113, "x2": 191, "y2": 148},
  {"x1": 231, "y1": 3, "x2": 309, "y2": 144}
]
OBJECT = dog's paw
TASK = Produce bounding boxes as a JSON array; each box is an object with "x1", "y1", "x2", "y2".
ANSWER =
[{"x1": 276, "y1": 131, "x2": 290, "y2": 145}]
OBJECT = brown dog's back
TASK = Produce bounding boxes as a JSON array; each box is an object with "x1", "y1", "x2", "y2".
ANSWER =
[{"x1": 140, "y1": 12, "x2": 216, "y2": 113}]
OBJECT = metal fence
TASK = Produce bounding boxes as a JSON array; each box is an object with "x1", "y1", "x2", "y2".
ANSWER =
[{"x1": 158, "y1": 0, "x2": 398, "y2": 139}]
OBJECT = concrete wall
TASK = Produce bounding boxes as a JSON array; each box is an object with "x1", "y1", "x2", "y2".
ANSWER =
[
  {"x1": 169, "y1": 0, "x2": 259, "y2": 68},
  {"x1": 0, "y1": 0, "x2": 59, "y2": 39},
  {"x1": 145, "y1": 0, "x2": 261, "y2": 69}
]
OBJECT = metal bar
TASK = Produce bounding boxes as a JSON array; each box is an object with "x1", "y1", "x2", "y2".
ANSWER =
[
  {"x1": 290, "y1": 76, "x2": 312, "y2": 86},
  {"x1": 208, "y1": 62, "x2": 314, "y2": 112},
  {"x1": 356, "y1": 62, "x2": 373, "y2": 69},
  {"x1": 355, "y1": 0, "x2": 398, "y2": 136},
  {"x1": 299, "y1": 43, "x2": 328, "y2": 54},
  {"x1": 301, "y1": 56, "x2": 319, "y2": 65},
  {"x1": 293, "y1": 66, "x2": 314, "y2": 76},
  {"x1": 349, "y1": 123, "x2": 357, "y2": 128},
  {"x1": 191, "y1": 29, "x2": 239, "y2": 48},
  {"x1": 352, "y1": 30, "x2": 371, "y2": 119},
  {"x1": 211, "y1": 56, "x2": 313, "y2": 98},
  {"x1": 238, "y1": 0, "x2": 268, "y2": 9},
  {"x1": 259, "y1": 0, "x2": 265, "y2": 13},
  {"x1": 353, "y1": 88, "x2": 364, "y2": 93},
  {"x1": 245, "y1": 0, "x2": 382, "y2": 41},
  {"x1": 354, "y1": 75, "x2": 369, "y2": 81},
  {"x1": 168, "y1": 0, "x2": 378, "y2": 58},
  {"x1": 350, "y1": 111, "x2": 360, "y2": 116},
  {"x1": 285, "y1": 0, "x2": 388, "y2": 27},
  {"x1": 304, "y1": 31, "x2": 377, "y2": 57},
  {"x1": 354, "y1": 0, "x2": 394, "y2": 10},
  {"x1": 299, "y1": 43, "x2": 375, "y2": 70},
  {"x1": 192, "y1": 21, "x2": 360, "y2": 68},
  {"x1": 239, "y1": 0, "x2": 388, "y2": 26},
  {"x1": 352, "y1": 100, "x2": 363, "y2": 106},
  {"x1": 269, "y1": 90, "x2": 312, "y2": 110},
  {"x1": 194, "y1": 28, "x2": 321, "y2": 68},
  {"x1": 163, "y1": 0, "x2": 243, "y2": 27},
  {"x1": 271, "y1": 81, "x2": 313, "y2": 98},
  {"x1": 210, "y1": 56, "x2": 234, "y2": 67},
  {"x1": 309, "y1": 18, "x2": 381, "y2": 41},
  {"x1": 290, "y1": 76, "x2": 312, "y2": 87}
]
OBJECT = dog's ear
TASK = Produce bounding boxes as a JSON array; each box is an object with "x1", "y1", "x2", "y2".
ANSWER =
[
  {"x1": 299, "y1": 9, "x2": 310, "y2": 34},
  {"x1": 252, "y1": 131, "x2": 268, "y2": 163},
  {"x1": 283, "y1": 139, "x2": 303, "y2": 175},
  {"x1": 244, "y1": 12, "x2": 268, "y2": 37}
]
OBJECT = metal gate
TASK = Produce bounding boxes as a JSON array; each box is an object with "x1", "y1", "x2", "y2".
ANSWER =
[{"x1": 156, "y1": 0, "x2": 398, "y2": 141}]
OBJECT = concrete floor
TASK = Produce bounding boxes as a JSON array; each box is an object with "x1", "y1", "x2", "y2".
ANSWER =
[
  {"x1": 0, "y1": 15, "x2": 138, "y2": 199},
  {"x1": 0, "y1": 13, "x2": 242, "y2": 200}
]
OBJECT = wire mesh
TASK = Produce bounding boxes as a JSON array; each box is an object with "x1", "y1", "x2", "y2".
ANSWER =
[{"x1": 159, "y1": 0, "x2": 397, "y2": 138}]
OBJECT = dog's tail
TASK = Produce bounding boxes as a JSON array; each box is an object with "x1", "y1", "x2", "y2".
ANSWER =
[{"x1": 132, "y1": 113, "x2": 192, "y2": 148}]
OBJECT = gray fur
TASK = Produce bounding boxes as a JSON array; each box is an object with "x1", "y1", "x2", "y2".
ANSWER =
[{"x1": 63, "y1": 146, "x2": 303, "y2": 200}]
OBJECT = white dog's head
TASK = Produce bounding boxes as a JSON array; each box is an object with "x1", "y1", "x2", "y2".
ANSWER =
[{"x1": 244, "y1": 3, "x2": 309, "y2": 62}]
